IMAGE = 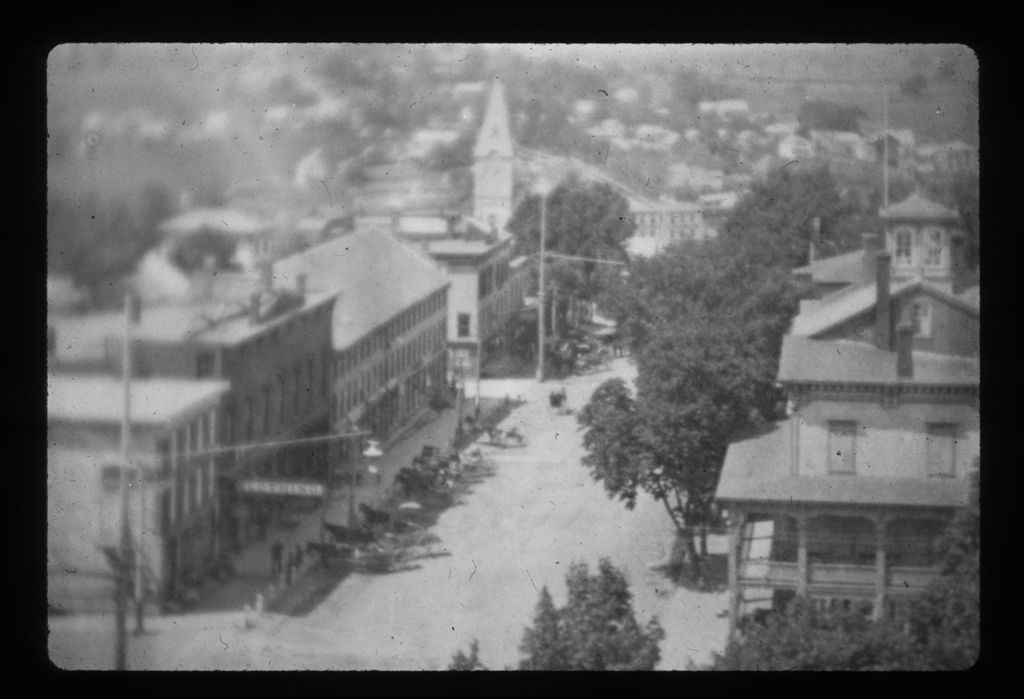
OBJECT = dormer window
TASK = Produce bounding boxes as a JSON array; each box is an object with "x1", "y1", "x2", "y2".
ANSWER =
[
  {"x1": 923, "y1": 227, "x2": 945, "y2": 267},
  {"x1": 893, "y1": 226, "x2": 914, "y2": 267}
]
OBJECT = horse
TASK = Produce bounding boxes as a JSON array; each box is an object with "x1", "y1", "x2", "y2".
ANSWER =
[
  {"x1": 323, "y1": 522, "x2": 376, "y2": 545},
  {"x1": 504, "y1": 427, "x2": 525, "y2": 445},
  {"x1": 396, "y1": 467, "x2": 433, "y2": 496},
  {"x1": 359, "y1": 503, "x2": 391, "y2": 528}
]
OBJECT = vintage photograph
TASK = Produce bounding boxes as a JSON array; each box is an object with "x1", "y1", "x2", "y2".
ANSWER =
[{"x1": 46, "y1": 43, "x2": 979, "y2": 670}]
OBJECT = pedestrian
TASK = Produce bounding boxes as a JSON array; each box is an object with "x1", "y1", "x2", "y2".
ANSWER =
[
  {"x1": 285, "y1": 549, "x2": 295, "y2": 586},
  {"x1": 270, "y1": 539, "x2": 283, "y2": 577}
]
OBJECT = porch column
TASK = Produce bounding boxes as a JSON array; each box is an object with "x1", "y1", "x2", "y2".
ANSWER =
[
  {"x1": 727, "y1": 511, "x2": 747, "y2": 640},
  {"x1": 873, "y1": 513, "x2": 889, "y2": 621},
  {"x1": 796, "y1": 514, "x2": 809, "y2": 598}
]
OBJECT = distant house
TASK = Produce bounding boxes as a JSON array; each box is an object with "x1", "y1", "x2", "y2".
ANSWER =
[
  {"x1": 627, "y1": 197, "x2": 711, "y2": 257},
  {"x1": 778, "y1": 134, "x2": 816, "y2": 161},
  {"x1": 667, "y1": 163, "x2": 725, "y2": 192},
  {"x1": 764, "y1": 120, "x2": 800, "y2": 137},
  {"x1": 698, "y1": 99, "x2": 750, "y2": 118},
  {"x1": 698, "y1": 191, "x2": 741, "y2": 229},
  {"x1": 158, "y1": 208, "x2": 275, "y2": 274},
  {"x1": 916, "y1": 141, "x2": 978, "y2": 175},
  {"x1": 614, "y1": 87, "x2": 640, "y2": 104},
  {"x1": 406, "y1": 128, "x2": 462, "y2": 160},
  {"x1": 809, "y1": 130, "x2": 875, "y2": 162}
]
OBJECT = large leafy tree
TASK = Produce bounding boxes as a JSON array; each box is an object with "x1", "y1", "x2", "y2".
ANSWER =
[
  {"x1": 452, "y1": 559, "x2": 664, "y2": 671},
  {"x1": 719, "y1": 163, "x2": 861, "y2": 271},
  {"x1": 582, "y1": 244, "x2": 801, "y2": 584},
  {"x1": 506, "y1": 174, "x2": 633, "y2": 340},
  {"x1": 48, "y1": 183, "x2": 173, "y2": 307}
]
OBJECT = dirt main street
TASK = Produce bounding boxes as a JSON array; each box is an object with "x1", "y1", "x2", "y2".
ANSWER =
[{"x1": 49, "y1": 358, "x2": 729, "y2": 671}]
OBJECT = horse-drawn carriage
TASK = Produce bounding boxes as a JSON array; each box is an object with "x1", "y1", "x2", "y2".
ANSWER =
[
  {"x1": 483, "y1": 425, "x2": 526, "y2": 448},
  {"x1": 310, "y1": 511, "x2": 443, "y2": 573}
]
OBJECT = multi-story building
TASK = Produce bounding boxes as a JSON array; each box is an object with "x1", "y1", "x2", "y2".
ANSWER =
[
  {"x1": 418, "y1": 225, "x2": 530, "y2": 381},
  {"x1": 794, "y1": 191, "x2": 979, "y2": 304},
  {"x1": 47, "y1": 373, "x2": 229, "y2": 611},
  {"x1": 273, "y1": 226, "x2": 450, "y2": 476},
  {"x1": 49, "y1": 267, "x2": 339, "y2": 551},
  {"x1": 626, "y1": 197, "x2": 710, "y2": 258},
  {"x1": 716, "y1": 192, "x2": 980, "y2": 635}
]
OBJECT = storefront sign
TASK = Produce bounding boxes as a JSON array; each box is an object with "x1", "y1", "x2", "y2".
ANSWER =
[{"x1": 237, "y1": 479, "x2": 325, "y2": 497}]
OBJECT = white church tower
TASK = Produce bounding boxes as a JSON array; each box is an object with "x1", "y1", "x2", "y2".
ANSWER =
[{"x1": 473, "y1": 79, "x2": 515, "y2": 232}]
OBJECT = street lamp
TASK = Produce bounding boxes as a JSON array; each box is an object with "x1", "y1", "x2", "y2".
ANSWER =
[
  {"x1": 535, "y1": 177, "x2": 554, "y2": 383},
  {"x1": 363, "y1": 440, "x2": 383, "y2": 505}
]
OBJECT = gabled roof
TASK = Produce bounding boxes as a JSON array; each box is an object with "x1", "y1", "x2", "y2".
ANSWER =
[
  {"x1": 879, "y1": 192, "x2": 960, "y2": 221},
  {"x1": 790, "y1": 278, "x2": 978, "y2": 338},
  {"x1": 273, "y1": 226, "x2": 449, "y2": 350},
  {"x1": 473, "y1": 80, "x2": 513, "y2": 159},
  {"x1": 716, "y1": 419, "x2": 970, "y2": 508},
  {"x1": 47, "y1": 373, "x2": 229, "y2": 426},
  {"x1": 792, "y1": 249, "x2": 866, "y2": 286},
  {"x1": 778, "y1": 336, "x2": 979, "y2": 386}
]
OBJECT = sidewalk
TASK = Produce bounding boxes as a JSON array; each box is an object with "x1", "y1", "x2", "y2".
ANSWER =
[{"x1": 186, "y1": 406, "x2": 464, "y2": 614}]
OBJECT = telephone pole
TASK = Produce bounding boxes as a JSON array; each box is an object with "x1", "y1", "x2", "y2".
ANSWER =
[
  {"x1": 536, "y1": 187, "x2": 548, "y2": 383},
  {"x1": 115, "y1": 291, "x2": 134, "y2": 670}
]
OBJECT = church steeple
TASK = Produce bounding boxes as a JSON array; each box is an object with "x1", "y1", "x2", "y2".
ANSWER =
[
  {"x1": 473, "y1": 79, "x2": 515, "y2": 231},
  {"x1": 474, "y1": 80, "x2": 513, "y2": 160}
]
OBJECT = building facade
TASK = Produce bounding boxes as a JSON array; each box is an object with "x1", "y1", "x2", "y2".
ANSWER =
[
  {"x1": 273, "y1": 227, "x2": 451, "y2": 487},
  {"x1": 49, "y1": 271, "x2": 339, "y2": 552},
  {"x1": 717, "y1": 215, "x2": 980, "y2": 634},
  {"x1": 47, "y1": 374, "x2": 229, "y2": 612}
]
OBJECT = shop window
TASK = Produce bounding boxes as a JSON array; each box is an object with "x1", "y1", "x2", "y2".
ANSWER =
[{"x1": 457, "y1": 313, "x2": 471, "y2": 338}]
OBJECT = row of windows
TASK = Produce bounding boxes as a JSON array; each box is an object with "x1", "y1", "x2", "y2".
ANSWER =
[
  {"x1": 336, "y1": 321, "x2": 445, "y2": 418},
  {"x1": 151, "y1": 410, "x2": 217, "y2": 528},
  {"x1": 892, "y1": 226, "x2": 947, "y2": 268},
  {"x1": 826, "y1": 421, "x2": 958, "y2": 477},
  {"x1": 337, "y1": 291, "x2": 446, "y2": 374},
  {"x1": 634, "y1": 212, "x2": 699, "y2": 226}
]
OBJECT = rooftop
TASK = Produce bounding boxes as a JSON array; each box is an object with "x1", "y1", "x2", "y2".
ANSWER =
[
  {"x1": 48, "y1": 373, "x2": 229, "y2": 426},
  {"x1": 879, "y1": 191, "x2": 960, "y2": 221},
  {"x1": 778, "y1": 335, "x2": 979, "y2": 387},
  {"x1": 716, "y1": 419, "x2": 970, "y2": 508},
  {"x1": 50, "y1": 287, "x2": 337, "y2": 364},
  {"x1": 273, "y1": 226, "x2": 449, "y2": 350},
  {"x1": 158, "y1": 208, "x2": 273, "y2": 238},
  {"x1": 790, "y1": 278, "x2": 978, "y2": 338},
  {"x1": 792, "y1": 249, "x2": 866, "y2": 286}
]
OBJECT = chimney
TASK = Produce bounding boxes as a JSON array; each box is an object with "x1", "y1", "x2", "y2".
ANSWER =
[
  {"x1": 296, "y1": 273, "x2": 307, "y2": 302},
  {"x1": 248, "y1": 292, "x2": 261, "y2": 326},
  {"x1": 861, "y1": 233, "x2": 881, "y2": 281},
  {"x1": 896, "y1": 307, "x2": 915, "y2": 379},
  {"x1": 259, "y1": 258, "x2": 273, "y2": 292},
  {"x1": 200, "y1": 255, "x2": 217, "y2": 300},
  {"x1": 128, "y1": 290, "x2": 142, "y2": 324},
  {"x1": 874, "y1": 252, "x2": 892, "y2": 350}
]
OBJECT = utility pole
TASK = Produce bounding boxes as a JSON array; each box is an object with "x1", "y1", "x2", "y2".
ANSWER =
[
  {"x1": 883, "y1": 85, "x2": 890, "y2": 209},
  {"x1": 536, "y1": 188, "x2": 548, "y2": 383},
  {"x1": 116, "y1": 290, "x2": 134, "y2": 670}
]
